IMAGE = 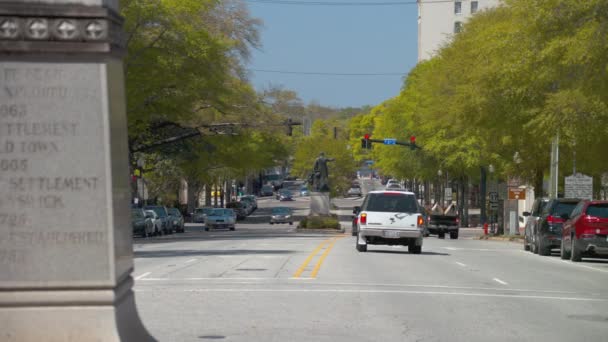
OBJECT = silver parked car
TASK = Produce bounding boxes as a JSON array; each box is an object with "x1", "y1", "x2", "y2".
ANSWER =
[
  {"x1": 193, "y1": 207, "x2": 214, "y2": 224},
  {"x1": 131, "y1": 208, "x2": 154, "y2": 237},
  {"x1": 204, "y1": 208, "x2": 236, "y2": 231},
  {"x1": 167, "y1": 208, "x2": 185, "y2": 233},
  {"x1": 144, "y1": 205, "x2": 172, "y2": 234},
  {"x1": 144, "y1": 210, "x2": 164, "y2": 236}
]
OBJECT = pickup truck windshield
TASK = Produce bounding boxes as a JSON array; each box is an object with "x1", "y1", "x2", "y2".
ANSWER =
[{"x1": 363, "y1": 193, "x2": 418, "y2": 213}]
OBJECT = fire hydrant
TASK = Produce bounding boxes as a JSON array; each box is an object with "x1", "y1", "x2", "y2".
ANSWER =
[{"x1": 483, "y1": 223, "x2": 489, "y2": 235}]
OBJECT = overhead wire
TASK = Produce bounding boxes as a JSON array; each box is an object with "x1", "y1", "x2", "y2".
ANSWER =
[
  {"x1": 250, "y1": 68, "x2": 406, "y2": 76},
  {"x1": 245, "y1": 0, "x2": 455, "y2": 6}
]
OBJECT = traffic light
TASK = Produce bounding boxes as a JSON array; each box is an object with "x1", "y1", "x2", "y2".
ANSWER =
[
  {"x1": 409, "y1": 135, "x2": 416, "y2": 150},
  {"x1": 362, "y1": 134, "x2": 372, "y2": 149}
]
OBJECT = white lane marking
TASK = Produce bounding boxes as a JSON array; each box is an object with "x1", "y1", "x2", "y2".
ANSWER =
[
  {"x1": 134, "y1": 288, "x2": 608, "y2": 302},
  {"x1": 493, "y1": 278, "x2": 509, "y2": 285},
  {"x1": 185, "y1": 259, "x2": 197, "y2": 263},
  {"x1": 455, "y1": 262, "x2": 467, "y2": 267},
  {"x1": 443, "y1": 247, "x2": 493, "y2": 252},
  {"x1": 142, "y1": 277, "x2": 278, "y2": 281},
  {"x1": 135, "y1": 272, "x2": 152, "y2": 280},
  {"x1": 289, "y1": 277, "x2": 315, "y2": 280},
  {"x1": 136, "y1": 278, "x2": 593, "y2": 295}
]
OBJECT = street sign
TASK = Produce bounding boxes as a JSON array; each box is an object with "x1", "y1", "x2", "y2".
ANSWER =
[
  {"x1": 565, "y1": 173, "x2": 593, "y2": 200},
  {"x1": 508, "y1": 188, "x2": 526, "y2": 200},
  {"x1": 383, "y1": 138, "x2": 397, "y2": 145},
  {"x1": 489, "y1": 192, "x2": 499, "y2": 210},
  {"x1": 444, "y1": 187, "x2": 452, "y2": 202}
]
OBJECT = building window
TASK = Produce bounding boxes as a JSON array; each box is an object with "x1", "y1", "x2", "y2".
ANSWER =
[
  {"x1": 454, "y1": 21, "x2": 463, "y2": 33},
  {"x1": 454, "y1": 1, "x2": 462, "y2": 15},
  {"x1": 471, "y1": 1, "x2": 479, "y2": 14}
]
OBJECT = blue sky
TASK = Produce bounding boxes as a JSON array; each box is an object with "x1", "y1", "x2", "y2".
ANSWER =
[{"x1": 246, "y1": 1, "x2": 419, "y2": 108}]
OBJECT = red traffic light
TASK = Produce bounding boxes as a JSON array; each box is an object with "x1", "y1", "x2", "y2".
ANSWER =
[{"x1": 364, "y1": 134, "x2": 370, "y2": 140}]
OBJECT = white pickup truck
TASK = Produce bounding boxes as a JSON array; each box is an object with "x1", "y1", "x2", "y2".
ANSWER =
[{"x1": 354, "y1": 190, "x2": 425, "y2": 253}]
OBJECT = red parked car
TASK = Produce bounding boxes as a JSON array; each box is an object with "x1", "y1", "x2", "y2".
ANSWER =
[{"x1": 561, "y1": 200, "x2": 608, "y2": 262}]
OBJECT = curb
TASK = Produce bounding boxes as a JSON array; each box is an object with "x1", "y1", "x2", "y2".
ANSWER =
[
  {"x1": 478, "y1": 236, "x2": 524, "y2": 243},
  {"x1": 295, "y1": 228, "x2": 346, "y2": 234}
]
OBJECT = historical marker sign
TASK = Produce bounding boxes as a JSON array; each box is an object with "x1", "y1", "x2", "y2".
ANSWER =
[
  {"x1": 565, "y1": 173, "x2": 593, "y2": 200},
  {"x1": 508, "y1": 188, "x2": 526, "y2": 200},
  {"x1": 444, "y1": 187, "x2": 452, "y2": 202}
]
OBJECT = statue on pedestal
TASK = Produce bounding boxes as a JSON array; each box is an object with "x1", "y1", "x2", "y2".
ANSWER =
[{"x1": 309, "y1": 152, "x2": 334, "y2": 192}]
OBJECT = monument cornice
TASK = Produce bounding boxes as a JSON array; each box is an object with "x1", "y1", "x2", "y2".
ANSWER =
[{"x1": 0, "y1": 2, "x2": 125, "y2": 56}]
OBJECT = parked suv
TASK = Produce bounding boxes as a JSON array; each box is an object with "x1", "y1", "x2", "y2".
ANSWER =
[
  {"x1": 523, "y1": 198, "x2": 549, "y2": 253},
  {"x1": 354, "y1": 190, "x2": 425, "y2": 254},
  {"x1": 535, "y1": 198, "x2": 580, "y2": 256},
  {"x1": 561, "y1": 201, "x2": 608, "y2": 262}
]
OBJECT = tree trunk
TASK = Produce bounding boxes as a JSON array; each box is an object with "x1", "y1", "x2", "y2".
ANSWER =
[
  {"x1": 534, "y1": 168, "x2": 544, "y2": 198},
  {"x1": 205, "y1": 184, "x2": 212, "y2": 207}
]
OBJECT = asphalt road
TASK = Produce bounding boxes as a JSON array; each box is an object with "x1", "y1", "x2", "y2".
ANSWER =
[{"x1": 132, "y1": 181, "x2": 608, "y2": 342}]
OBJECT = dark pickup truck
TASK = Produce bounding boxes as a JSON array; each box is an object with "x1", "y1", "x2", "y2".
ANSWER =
[{"x1": 427, "y1": 214, "x2": 459, "y2": 239}]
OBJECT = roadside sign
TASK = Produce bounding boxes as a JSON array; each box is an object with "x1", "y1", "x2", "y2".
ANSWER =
[
  {"x1": 508, "y1": 188, "x2": 526, "y2": 200},
  {"x1": 444, "y1": 187, "x2": 452, "y2": 202},
  {"x1": 565, "y1": 173, "x2": 593, "y2": 200},
  {"x1": 383, "y1": 138, "x2": 397, "y2": 145},
  {"x1": 489, "y1": 192, "x2": 499, "y2": 210}
]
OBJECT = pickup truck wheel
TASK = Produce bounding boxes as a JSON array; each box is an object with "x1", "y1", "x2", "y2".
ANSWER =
[
  {"x1": 438, "y1": 232, "x2": 445, "y2": 239},
  {"x1": 204, "y1": 227, "x2": 209, "y2": 232},
  {"x1": 408, "y1": 244, "x2": 422, "y2": 254},
  {"x1": 230, "y1": 226, "x2": 236, "y2": 231},
  {"x1": 524, "y1": 236, "x2": 530, "y2": 251},
  {"x1": 450, "y1": 231, "x2": 459, "y2": 239},
  {"x1": 570, "y1": 237, "x2": 582, "y2": 262}
]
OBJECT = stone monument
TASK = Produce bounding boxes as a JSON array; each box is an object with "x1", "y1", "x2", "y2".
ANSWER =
[
  {"x1": 309, "y1": 152, "x2": 334, "y2": 216},
  {"x1": 0, "y1": 1, "x2": 154, "y2": 340}
]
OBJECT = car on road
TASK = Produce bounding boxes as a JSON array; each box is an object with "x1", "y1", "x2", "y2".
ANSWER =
[
  {"x1": 193, "y1": 207, "x2": 214, "y2": 224},
  {"x1": 240, "y1": 195, "x2": 258, "y2": 210},
  {"x1": 346, "y1": 184, "x2": 363, "y2": 197},
  {"x1": 354, "y1": 190, "x2": 425, "y2": 253},
  {"x1": 561, "y1": 200, "x2": 608, "y2": 262},
  {"x1": 300, "y1": 186, "x2": 310, "y2": 197},
  {"x1": 534, "y1": 198, "x2": 580, "y2": 256},
  {"x1": 523, "y1": 198, "x2": 549, "y2": 252},
  {"x1": 277, "y1": 189, "x2": 294, "y2": 201},
  {"x1": 260, "y1": 185, "x2": 274, "y2": 197},
  {"x1": 144, "y1": 205, "x2": 172, "y2": 234},
  {"x1": 270, "y1": 207, "x2": 294, "y2": 225},
  {"x1": 131, "y1": 208, "x2": 154, "y2": 237},
  {"x1": 167, "y1": 207, "x2": 185, "y2": 233},
  {"x1": 427, "y1": 209, "x2": 459, "y2": 239},
  {"x1": 385, "y1": 183, "x2": 403, "y2": 190},
  {"x1": 226, "y1": 201, "x2": 248, "y2": 220},
  {"x1": 204, "y1": 208, "x2": 236, "y2": 231},
  {"x1": 144, "y1": 210, "x2": 164, "y2": 236}
]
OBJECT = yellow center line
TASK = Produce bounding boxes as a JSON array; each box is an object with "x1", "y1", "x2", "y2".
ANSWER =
[
  {"x1": 310, "y1": 236, "x2": 345, "y2": 278},
  {"x1": 292, "y1": 237, "x2": 333, "y2": 278}
]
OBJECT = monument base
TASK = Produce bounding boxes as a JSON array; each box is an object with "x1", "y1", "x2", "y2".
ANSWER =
[
  {"x1": 310, "y1": 192, "x2": 331, "y2": 216},
  {"x1": 0, "y1": 277, "x2": 155, "y2": 342}
]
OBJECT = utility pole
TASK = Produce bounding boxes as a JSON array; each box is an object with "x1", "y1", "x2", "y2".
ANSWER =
[{"x1": 549, "y1": 134, "x2": 560, "y2": 199}]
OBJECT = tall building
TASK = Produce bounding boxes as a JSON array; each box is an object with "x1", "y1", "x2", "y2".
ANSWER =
[{"x1": 418, "y1": 0, "x2": 501, "y2": 61}]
